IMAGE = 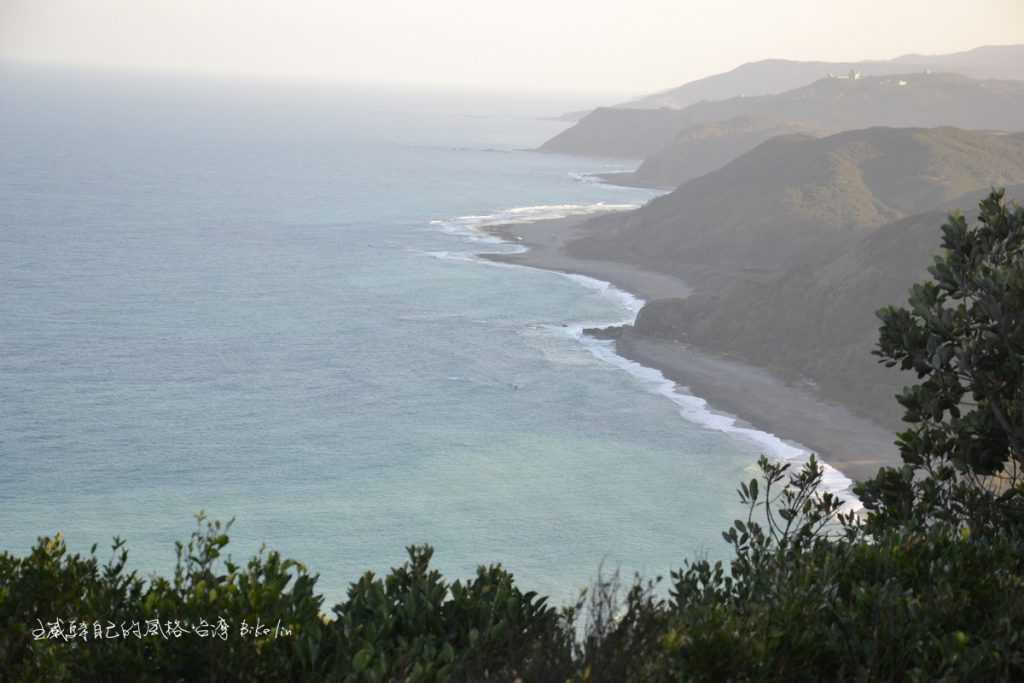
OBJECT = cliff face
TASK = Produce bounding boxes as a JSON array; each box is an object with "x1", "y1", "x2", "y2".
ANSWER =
[{"x1": 541, "y1": 73, "x2": 1024, "y2": 160}]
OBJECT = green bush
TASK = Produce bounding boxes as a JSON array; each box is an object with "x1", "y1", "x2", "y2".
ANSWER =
[{"x1": 0, "y1": 516, "x2": 574, "y2": 682}]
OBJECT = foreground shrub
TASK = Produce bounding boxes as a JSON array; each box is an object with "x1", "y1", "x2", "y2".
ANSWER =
[{"x1": 7, "y1": 459, "x2": 1024, "y2": 682}]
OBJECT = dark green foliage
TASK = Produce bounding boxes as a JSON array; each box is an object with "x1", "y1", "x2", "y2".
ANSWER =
[
  {"x1": 329, "y1": 546, "x2": 572, "y2": 681},
  {"x1": 878, "y1": 189, "x2": 1024, "y2": 473},
  {"x1": 0, "y1": 515, "x2": 327, "y2": 682},
  {"x1": 648, "y1": 456, "x2": 1024, "y2": 682},
  {"x1": 3, "y1": 191, "x2": 1024, "y2": 681},
  {"x1": 0, "y1": 519, "x2": 573, "y2": 682},
  {"x1": 862, "y1": 189, "x2": 1024, "y2": 532}
]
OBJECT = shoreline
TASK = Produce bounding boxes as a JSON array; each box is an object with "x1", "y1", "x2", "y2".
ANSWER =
[
  {"x1": 483, "y1": 214, "x2": 692, "y2": 302},
  {"x1": 479, "y1": 212, "x2": 900, "y2": 487}
]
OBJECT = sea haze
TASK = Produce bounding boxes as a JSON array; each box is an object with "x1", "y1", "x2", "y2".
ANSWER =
[{"x1": 3, "y1": 66, "x2": 788, "y2": 604}]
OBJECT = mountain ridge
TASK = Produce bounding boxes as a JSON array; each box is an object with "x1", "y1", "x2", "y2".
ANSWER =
[
  {"x1": 597, "y1": 116, "x2": 828, "y2": 188},
  {"x1": 566, "y1": 126, "x2": 1024, "y2": 278},
  {"x1": 622, "y1": 44, "x2": 1024, "y2": 110},
  {"x1": 541, "y1": 72, "x2": 1024, "y2": 159}
]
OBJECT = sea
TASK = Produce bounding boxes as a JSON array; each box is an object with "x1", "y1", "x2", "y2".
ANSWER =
[{"x1": 0, "y1": 65, "x2": 837, "y2": 606}]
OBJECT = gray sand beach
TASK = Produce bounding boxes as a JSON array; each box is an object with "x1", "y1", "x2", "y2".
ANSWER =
[{"x1": 483, "y1": 213, "x2": 900, "y2": 484}]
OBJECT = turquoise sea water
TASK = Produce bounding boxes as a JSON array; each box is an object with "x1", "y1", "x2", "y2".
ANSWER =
[{"x1": 3, "y1": 67, "x2": 796, "y2": 605}]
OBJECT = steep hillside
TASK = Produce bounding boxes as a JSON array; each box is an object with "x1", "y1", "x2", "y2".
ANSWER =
[
  {"x1": 536, "y1": 107, "x2": 693, "y2": 159},
  {"x1": 627, "y1": 185, "x2": 1024, "y2": 428},
  {"x1": 568, "y1": 127, "x2": 1024, "y2": 276},
  {"x1": 541, "y1": 73, "x2": 1024, "y2": 158},
  {"x1": 600, "y1": 117, "x2": 826, "y2": 188}
]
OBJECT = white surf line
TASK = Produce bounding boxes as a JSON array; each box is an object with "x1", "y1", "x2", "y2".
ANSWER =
[{"x1": 429, "y1": 202, "x2": 861, "y2": 510}]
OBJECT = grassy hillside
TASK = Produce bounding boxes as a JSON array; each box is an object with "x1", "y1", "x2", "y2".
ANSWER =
[
  {"x1": 629, "y1": 184, "x2": 1024, "y2": 428},
  {"x1": 600, "y1": 117, "x2": 826, "y2": 188},
  {"x1": 536, "y1": 106, "x2": 693, "y2": 159},
  {"x1": 568, "y1": 128, "x2": 1024, "y2": 276},
  {"x1": 541, "y1": 73, "x2": 1024, "y2": 159}
]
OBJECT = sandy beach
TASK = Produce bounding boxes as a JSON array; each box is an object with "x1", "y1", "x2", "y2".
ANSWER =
[
  {"x1": 484, "y1": 215, "x2": 692, "y2": 301},
  {"x1": 482, "y1": 213, "x2": 900, "y2": 485}
]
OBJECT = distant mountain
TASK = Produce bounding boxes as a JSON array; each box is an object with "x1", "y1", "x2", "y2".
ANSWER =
[
  {"x1": 623, "y1": 44, "x2": 1024, "y2": 110},
  {"x1": 890, "y1": 44, "x2": 1024, "y2": 81},
  {"x1": 597, "y1": 117, "x2": 826, "y2": 188},
  {"x1": 567, "y1": 127, "x2": 1024, "y2": 277},
  {"x1": 540, "y1": 73, "x2": 1024, "y2": 158},
  {"x1": 629, "y1": 184, "x2": 1024, "y2": 428}
]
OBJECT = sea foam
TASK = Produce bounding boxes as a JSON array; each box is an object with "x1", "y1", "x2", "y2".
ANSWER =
[
  {"x1": 568, "y1": 170, "x2": 636, "y2": 186},
  {"x1": 426, "y1": 202, "x2": 638, "y2": 264}
]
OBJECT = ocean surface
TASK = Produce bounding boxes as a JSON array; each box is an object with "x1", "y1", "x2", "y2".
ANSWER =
[{"x1": 2, "y1": 66, "x2": 817, "y2": 605}]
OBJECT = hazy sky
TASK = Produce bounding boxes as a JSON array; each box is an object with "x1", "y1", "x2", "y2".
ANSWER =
[{"x1": 3, "y1": 0, "x2": 1023, "y2": 97}]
